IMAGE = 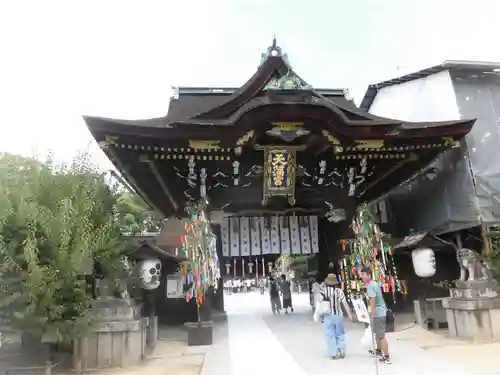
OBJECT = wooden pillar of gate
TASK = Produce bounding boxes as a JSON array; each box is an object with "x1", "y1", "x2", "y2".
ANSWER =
[{"x1": 211, "y1": 224, "x2": 225, "y2": 312}]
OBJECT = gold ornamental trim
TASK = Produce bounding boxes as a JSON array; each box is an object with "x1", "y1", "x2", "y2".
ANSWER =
[
  {"x1": 236, "y1": 130, "x2": 255, "y2": 146},
  {"x1": 98, "y1": 135, "x2": 119, "y2": 150},
  {"x1": 442, "y1": 136, "x2": 460, "y2": 148},
  {"x1": 188, "y1": 140, "x2": 221, "y2": 150},
  {"x1": 353, "y1": 140, "x2": 384, "y2": 149},
  {"x1": 270, "y1": 122, "x2": 305, "y2": 131}
]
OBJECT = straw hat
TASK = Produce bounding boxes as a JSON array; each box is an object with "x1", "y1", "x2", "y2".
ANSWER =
[{"x1": 324, "y1": 273, "x2": 338, "y2": 286}]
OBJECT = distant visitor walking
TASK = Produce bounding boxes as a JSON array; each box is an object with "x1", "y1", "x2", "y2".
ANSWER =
[
  {"x1": 269, "y1": 276, "x2": 282, "y2": 314},
  {"x1": 280, "y1": 274, "x2": 294, "y2": 314},
  {"x1": 259, "y1": 278, "x2": 266, "y2": 295}
]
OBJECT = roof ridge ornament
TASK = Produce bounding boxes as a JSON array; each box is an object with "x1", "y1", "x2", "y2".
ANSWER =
[
  {"x1": 343, "y1": 88, "x2": 352, "y2": 101},
  {"x1": 264, "y1": 69, "x2": 313, "y2": 90},
  {"x1": 170, "y1": 86, "x2": 179, "y2": 100},
  {"x1": 259, "y1": 36, "x2": 291, "y2": 68}
]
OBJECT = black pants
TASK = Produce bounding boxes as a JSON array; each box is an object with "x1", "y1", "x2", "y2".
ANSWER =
[{"x1": 283, "y1": 297, "x2": 293, "y2": 309}]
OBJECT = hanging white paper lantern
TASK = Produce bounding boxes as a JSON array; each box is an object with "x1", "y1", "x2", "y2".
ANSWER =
[
  {"x1": 139, "y1": 258, "x2": 162, "y2": 290},
  {"x1": 411, "y1": 248, "x2": 436, "y2": 278}
]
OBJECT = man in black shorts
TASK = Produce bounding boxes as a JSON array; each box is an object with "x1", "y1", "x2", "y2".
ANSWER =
[{"x1": 360, "y1": 267, "x2": 391, "y2": 364}]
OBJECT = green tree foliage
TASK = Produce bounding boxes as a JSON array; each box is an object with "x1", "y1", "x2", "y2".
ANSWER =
[
  {"x1": 275, "y1": 254, "x2": 312, "y2": 280},
  {"x1": 288, "y1": 255, "x2": 312, "y2": 280},
  {"x1": 0, "y1": 152, "x2": 135, "y2": 342},
  {"x1": 288, "y1": 255, "x2": 311, "y2": 268},
  {"x1": 116, "y1": 191, "x2": 164, "y2": 235}
]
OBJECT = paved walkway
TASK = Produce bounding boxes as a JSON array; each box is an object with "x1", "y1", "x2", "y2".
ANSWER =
[{"x1": 202, "y1": 292, "x2": 471, "y2": 375}]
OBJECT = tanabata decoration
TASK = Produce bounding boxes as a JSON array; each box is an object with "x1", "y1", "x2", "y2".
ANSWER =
[
  {"x1": 180, "y1": 200, "x2": 220, "y2": 320},
  {"x1": 337, "y1": 205, "x2": 408, "y2": 302}
]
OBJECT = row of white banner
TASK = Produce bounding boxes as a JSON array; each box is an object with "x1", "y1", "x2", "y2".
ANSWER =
[{"x1": 220, "y1": 216, "x2": 319, "y2": 256}]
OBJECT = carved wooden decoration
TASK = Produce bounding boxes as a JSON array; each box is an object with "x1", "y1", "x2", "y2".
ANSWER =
[
  {"x1": 321, "y1": 130, "x2": 343, "y2": 153},
  {"x1": 442, "y1": 136, "x2": 460, "y2": 148},
  {"x1": 267, "y1": 122, "x2": 310, "y2": 142},
  {"x1": 236, "y1": 130, "x2": 255, "y2": 146},
  {"x1": 256, "y1": 145, "x2": 306, "y2": 206}
]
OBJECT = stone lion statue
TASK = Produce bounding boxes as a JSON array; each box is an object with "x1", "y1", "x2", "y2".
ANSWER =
[{"x1": 456, "y1": 247, "x2": 492, "y2": 282}]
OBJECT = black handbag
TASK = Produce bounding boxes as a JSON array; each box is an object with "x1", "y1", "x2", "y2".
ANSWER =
[{"x1": 385, "y1": 309, "x2": 395, "y2": 333}]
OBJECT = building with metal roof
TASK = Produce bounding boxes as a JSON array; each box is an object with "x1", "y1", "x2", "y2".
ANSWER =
[{"x1": 361, "y1": 60, "x2": 500, "y2": 235}]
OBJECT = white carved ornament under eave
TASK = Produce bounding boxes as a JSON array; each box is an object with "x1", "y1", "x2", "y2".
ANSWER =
[
  {"x1": 232, "y1": 160, "x2": 240, "y2": 186},
  {"x1": 325, "y1": 202, "x2": 346, "y2": 223},
  {"x1": 325, "y1": 169, "x2": 342, "y2": 188},
  {"x1": 318, "y1": 160, "x2": 327, "y2": 185},
  {"x1": 200, "y1": 167, "x2": 207, "y2": 198},
  {"x1": 187, "y1": 155, "x2": 197, "y2": 187},
  {"x1": 348, "y1": 156, "x2": 371, "y2": 197}
]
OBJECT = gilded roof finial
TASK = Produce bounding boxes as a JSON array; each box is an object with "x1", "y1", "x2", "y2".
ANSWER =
[{"x1": 259, "y1": 36, "x2": 291, "y2": 68}]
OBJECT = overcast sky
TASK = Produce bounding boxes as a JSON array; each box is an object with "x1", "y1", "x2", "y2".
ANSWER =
[{"x1": 1, "y1": 0, "x2": 499, "y2": 170}]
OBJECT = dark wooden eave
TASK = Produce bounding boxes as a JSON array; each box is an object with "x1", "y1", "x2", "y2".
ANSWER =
[
  {"x1": 190, "y1": 55, "x2": 291, "y2": 120},
  {"x1": 84, "y1": 106, "x2": 475, "y2": 142},
  {"x1": 393, "y1": 232, "x2": 451, "y2": 252},
  {"x1": 83, "y1": 40, "x2": 478, "y2": 218},
  {"x1": 169, "y1": 54, "x2": 389, "y2": 124},
  {"x1": 84, "y1": 51, "x2": 475, "y2": 142},
  {"x1": 165, "y1": 86, "x2": 357, "y2": 124}
]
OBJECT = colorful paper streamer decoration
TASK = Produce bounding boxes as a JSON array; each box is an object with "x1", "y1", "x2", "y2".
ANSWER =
[
  {"x1": 180, "y1": 200, "x2": 221, "y2": 314},
  {"x1": 338, "y1": 205, "x2": 407, "y2": 302}
]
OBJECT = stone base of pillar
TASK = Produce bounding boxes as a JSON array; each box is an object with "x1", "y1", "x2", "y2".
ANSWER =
[
  {"x1": 212, "y1": 310, "x2": 228, "y2": 322},
  {"x1": 443, "y1": 280, "x2": 500, "y2": 341},
  {"x1": 212, "y1": 287, "x2": 225, "y2": 312}
]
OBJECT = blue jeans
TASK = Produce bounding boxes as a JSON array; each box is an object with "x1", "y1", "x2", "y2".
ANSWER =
[{"x1": 323, "y1": 314, "x2": 346, "y2": 356}]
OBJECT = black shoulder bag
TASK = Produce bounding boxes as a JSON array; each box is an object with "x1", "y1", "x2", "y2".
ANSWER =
[{"x1": 385, "y1": 309, "x2": 395, "y2": 332}]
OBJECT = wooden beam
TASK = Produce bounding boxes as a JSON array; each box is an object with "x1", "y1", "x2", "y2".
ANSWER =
[
  {"x1": 106, "y1": 148, "x2": 163, "y2": 214},
  {"x1": 225, "y1": 207, "x2": 323, "y2": 216},
  {"x1": 140, "y1": 156, "x2": 179, "y2": 211},
  {"x1": 358, "y1": 153, "x2": 419, "y2": 198}
]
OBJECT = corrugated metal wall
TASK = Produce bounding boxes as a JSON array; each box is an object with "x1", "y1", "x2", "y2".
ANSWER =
[
  {"x1": 451, "y1": 70, "x2": 500, "y2": 224},
  {"x1": 368, "y1": 69, "x2": 486, "y2": 235}
]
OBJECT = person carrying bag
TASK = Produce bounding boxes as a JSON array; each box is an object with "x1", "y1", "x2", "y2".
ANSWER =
[{"x1": 314, "y1": 274, "x2": 353, "y2": 359}]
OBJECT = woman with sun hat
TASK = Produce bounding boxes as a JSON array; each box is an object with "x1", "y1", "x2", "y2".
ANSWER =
[{"x1": 322, "y1": 273, "x2": 353, "y2": 359}]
